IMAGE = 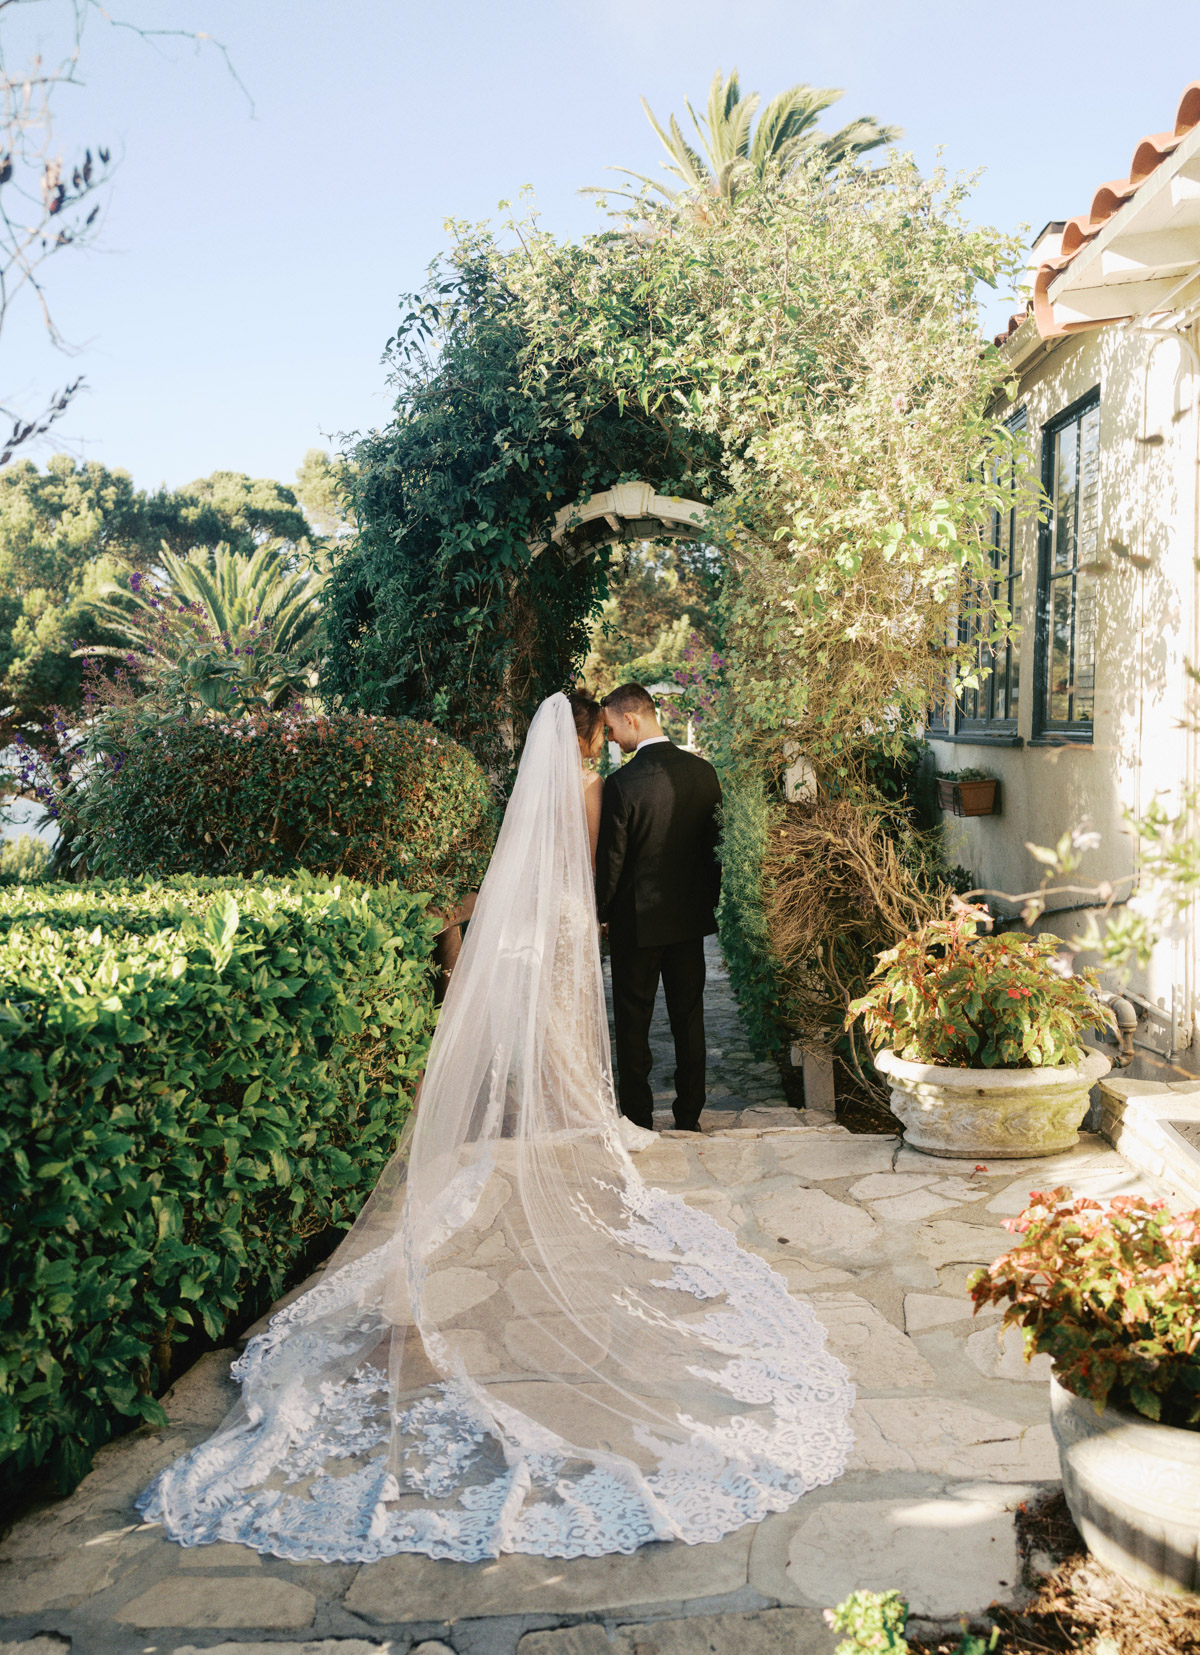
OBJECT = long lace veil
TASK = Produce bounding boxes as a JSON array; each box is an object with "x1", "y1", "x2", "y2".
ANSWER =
[{"x1": 139, "y1": 693, "x2": 853, "y2": 1561}]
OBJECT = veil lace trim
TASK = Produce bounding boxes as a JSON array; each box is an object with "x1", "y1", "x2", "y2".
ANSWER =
[{"x1": 138, "y1": 695, "x2": 853, "y2": 1561}]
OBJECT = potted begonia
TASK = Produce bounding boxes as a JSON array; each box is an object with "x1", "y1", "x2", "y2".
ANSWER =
[
  {"x1": 969, "y1": 1188, "x2": 1200, "y2": 1598},
  {"x1": 847, "y1": 911, "x2": 1113, "y2": 1157}
]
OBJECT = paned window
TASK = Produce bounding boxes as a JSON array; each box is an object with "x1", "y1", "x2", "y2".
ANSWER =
[
  {"x1": 1037, "y1": 393, "x2": 1099, "y2": 739},
  {"x1": 958, "y1": 411, "x2": 1025, "y2": 730},
  {"x1": 927, "y1": 678, "x2": 951, "y2": 735}
]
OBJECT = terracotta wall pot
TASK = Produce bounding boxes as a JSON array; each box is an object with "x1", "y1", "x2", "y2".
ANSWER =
[
  {"x1": 874, "y1": 1047, "x2": 1111, "y2": 1158},
  {"x1": 955, "y1": 777, "x2": 999, "y2": 816},
  {"x1": 935, "y1": 777, "x2": 1000, "y2": 816},
  {"x1": 1051, "y1": 1373, "x2": 1200, "y2": 1598}
]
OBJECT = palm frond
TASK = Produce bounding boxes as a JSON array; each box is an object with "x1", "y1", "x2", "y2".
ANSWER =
[
  {"x1": 578, "y1": 169, "x2": 680, "y2": 202},
  {"x1": 639, "y1": 96, "x2": 712, "y2": 194},
  {"x1": 667, "y1": 110, "x2": 712, "y2": 191},
  {"x1": 714, "y1": 157, "x2": 749, "y2": 202},
  {"x1": 749, "y1": 84, "x2": 841, "y2": 172},
  {"x1": 818, "y1": 116, "x2": 902, "y2": 168},
  {"x1": 84, "y1": 542, "x2": 324, "y2": 662},
  {"x1": 709, "y1": 67, "x2": 741, "y2": 131},
  {"x1": 606, "y1": 70, "x2": 899, "y2": 208},
  {"x1": 725, "y1": 92, "x2": 760, "y2": 166},
  {"x1": 696, "y1": 71, "x2": 760, "y2": 173}
]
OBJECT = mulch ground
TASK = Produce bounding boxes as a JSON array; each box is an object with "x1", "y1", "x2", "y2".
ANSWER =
[{"x1": 914, "y1": 1492, "x2": 1200, "y2": 1654}]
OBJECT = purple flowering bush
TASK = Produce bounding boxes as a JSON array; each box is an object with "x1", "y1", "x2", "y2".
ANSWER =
[{"x1": 672, "y1": 631, "x2": 726, "y2": 732}]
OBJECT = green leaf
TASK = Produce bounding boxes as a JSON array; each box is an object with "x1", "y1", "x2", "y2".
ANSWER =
[{"x1": 204, "y1": 892, "x2": 241, "y2": 950}]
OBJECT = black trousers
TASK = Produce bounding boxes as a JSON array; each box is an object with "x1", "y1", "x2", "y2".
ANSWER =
[{"x1": 610, "y1": 936, "x2": 707, "y2": 1131}]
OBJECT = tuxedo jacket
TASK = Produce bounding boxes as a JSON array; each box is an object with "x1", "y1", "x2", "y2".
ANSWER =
[{"x1": 595, "y1": 741, "x2": 722, "y2": 950}]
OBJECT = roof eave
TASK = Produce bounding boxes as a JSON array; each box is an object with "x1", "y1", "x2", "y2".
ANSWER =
[{"x1": 1036, "y1": 121, "x2": 1200, "y2": 338}]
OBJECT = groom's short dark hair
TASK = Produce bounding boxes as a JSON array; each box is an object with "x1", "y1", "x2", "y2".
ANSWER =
[{"x1": 602, "y1": 683, "x2": 657, "y2": 718}]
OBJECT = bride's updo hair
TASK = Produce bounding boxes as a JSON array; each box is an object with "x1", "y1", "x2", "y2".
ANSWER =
[{"x1": 567, "y1": 688, "x2": 604, "y2": 747}]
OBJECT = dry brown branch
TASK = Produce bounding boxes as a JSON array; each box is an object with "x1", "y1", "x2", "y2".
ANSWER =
[
  {"x1": 761, "y1": 799, "x2": 952, "y2": 1088},
  {"x1": 0, "y1": 1, "x2": 247, "y2": 461}
]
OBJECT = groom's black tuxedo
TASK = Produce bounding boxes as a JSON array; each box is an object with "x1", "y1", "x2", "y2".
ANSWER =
[{"x1": 595, "y1": 741, "x2": 722, "y2": 1131}]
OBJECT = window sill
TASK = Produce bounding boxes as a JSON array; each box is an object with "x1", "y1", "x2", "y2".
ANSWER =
[
  {"x1": 1029, "y1": 732, "x2": 1094, "y2": 748},
  {"x1": 928, "y1": 731, "x2": 1023, "y2": 748}
]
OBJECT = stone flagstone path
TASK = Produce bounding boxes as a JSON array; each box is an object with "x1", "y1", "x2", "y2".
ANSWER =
[{"x1": 0, "y1": 940, "x2": 1180, "y2": 1655}]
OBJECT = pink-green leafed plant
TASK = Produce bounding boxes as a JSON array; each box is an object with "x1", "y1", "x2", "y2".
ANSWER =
[
  {"x1": 969, "y1": 1189, "x2": 1200, "y2": 1427},
  {"x1": 846, "y1": 911, "x2": 1114, "y2": 1068}
]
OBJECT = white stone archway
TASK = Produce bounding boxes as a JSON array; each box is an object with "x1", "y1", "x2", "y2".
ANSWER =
[{"x1": 531, "y1": 479, "x2": 708, "y2": 561}]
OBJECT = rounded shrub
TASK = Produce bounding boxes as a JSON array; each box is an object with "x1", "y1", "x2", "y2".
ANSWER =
[{"x1": 70, "y1": 711, "x2": 497, "y2": 911}]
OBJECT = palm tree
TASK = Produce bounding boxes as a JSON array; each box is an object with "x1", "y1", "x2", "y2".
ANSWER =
[
  {"x1": 85, "y1": 541, "x2": 326, "y2": 712},
  {"x1": 592, "y1": 68, "x2": 899, "y2": 205}
]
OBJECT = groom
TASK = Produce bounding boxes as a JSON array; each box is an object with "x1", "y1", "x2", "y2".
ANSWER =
[{"x1": 595, "y1": 683, "x2": 722, "y2": 1133}]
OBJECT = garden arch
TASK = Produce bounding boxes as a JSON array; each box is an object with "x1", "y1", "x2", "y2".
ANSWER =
[{"x1": 530, "y1": 479, "x2": 709, "y2": 562}]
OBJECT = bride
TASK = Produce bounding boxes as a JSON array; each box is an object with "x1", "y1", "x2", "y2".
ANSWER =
[{"x1": 138, "y1": 692, "x2": 853, "y2": 1562}]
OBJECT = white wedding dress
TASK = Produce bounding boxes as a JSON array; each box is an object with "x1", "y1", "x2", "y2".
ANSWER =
[{"x1": 138, "y1": 693, "x2": 853, "y2": 1562}]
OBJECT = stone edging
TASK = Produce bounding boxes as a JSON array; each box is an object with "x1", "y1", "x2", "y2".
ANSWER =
[{"x1": 1096, "y1": 1076, "x2": 1200, "y2": 1205}]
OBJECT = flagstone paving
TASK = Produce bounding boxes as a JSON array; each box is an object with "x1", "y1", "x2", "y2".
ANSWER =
[{"x1": 0, "y1": 943, "x2": 1181, "y2": 1655}]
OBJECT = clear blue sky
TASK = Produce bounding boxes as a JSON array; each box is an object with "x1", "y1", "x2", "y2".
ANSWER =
[{"x1": 7, "y1": 0, "x2": 1200, "y2": 493}]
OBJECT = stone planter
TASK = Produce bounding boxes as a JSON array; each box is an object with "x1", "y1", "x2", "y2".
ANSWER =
[
  {"x1": 1050, "y1": 1373, "x2": 1200, "y2": 1597},
  {"x1": 874, "y1": 1047, "x2": 1111, "y2": 1158}
]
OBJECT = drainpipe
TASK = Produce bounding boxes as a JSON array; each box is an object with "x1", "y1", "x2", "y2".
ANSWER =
[
  {"x1": 1110, "y1": 996, "x2": 1138, "y2": 1067},
  {"x1": 1189, "y1": 318, "x2": 1200, "y2": 1056},
  {"x1": 1132, "y1": 322, "x2": 1200, "y2": 1056},
  {"x1": 1093, "y1": 986, "x2": 1139, "y2": 1067}
]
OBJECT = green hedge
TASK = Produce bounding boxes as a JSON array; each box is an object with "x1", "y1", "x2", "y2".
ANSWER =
[
  {"x1": 0, "y1": 874, "x2": 438, "y2": 1494},
  {"x1": 64, "y1": 712, "x2": 498, "y2": 914},
  {"x1": 717, "y1": 775, "x2": 793, "y2": 1060},
  {"x1": 0, "y1": 833, "x2": 51, "y2": 888}
]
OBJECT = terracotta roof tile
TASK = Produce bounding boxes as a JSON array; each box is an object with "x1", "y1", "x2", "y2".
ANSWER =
[
  {"x1": 1087, "y1": 177, "x2": 1138, "y2": 227},
  {"x1": 1060, "y1": 214, "x2": 1099, "y2": 258},
  {"x1": 1028, "y1": 79, "x2": 1200, "y2": 340},
  {"x1": 1177, "y1": 81, "x2": 1200, "y2": 134},
  {"x1": 1129, "y1": 131, "x2": 1183, "y2": 185}
]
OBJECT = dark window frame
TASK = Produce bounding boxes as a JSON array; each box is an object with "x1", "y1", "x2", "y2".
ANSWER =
[
  {"x1": 956, "y1": 408, "x2": 1027, "y2": 736},
  {"x1": 927, "y1": 680, "x2": 952, "y2": 735},
  {"x1": 1034, "y1": 388, "x2": 1101, "y2": 744}
]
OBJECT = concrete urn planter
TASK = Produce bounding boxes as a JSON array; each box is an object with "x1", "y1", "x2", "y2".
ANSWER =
[
  {"x1": 874, "y1": 1047, "x2": 1111, "y2": 1159},
  {"x1": 1051, "y1": 1373, "x2": 1200, "y2": 1597}
]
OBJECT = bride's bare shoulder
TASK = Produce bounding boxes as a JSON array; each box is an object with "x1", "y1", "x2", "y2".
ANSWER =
[{"x1": 582, "y1": 769, "x2": 603, "y2": 792}]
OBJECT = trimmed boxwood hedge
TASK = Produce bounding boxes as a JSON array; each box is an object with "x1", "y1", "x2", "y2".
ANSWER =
[{"x1": 0, "y1": 874, "x2": 439, "y2": 1494}]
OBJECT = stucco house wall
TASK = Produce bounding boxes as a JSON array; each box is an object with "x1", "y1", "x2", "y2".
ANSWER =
[{"x1": 929, "y1": 317, "x2": 1199, "y2": 1059}]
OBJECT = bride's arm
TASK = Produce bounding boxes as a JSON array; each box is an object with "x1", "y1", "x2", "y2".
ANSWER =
[{"x1": 583, "y1": 771, "x2": 603, "y2": 865}]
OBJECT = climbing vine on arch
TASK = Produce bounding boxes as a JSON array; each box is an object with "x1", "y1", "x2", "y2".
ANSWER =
[
  {"x1": 325, "y1": 163, "x2": 1028, "y2": 781},
  {"x1": 506, "y1": 158, "x2": 1031, "y2": 783},
  {"x1": 322, "y1": 228, "x2": 724, "y2": 767}
]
